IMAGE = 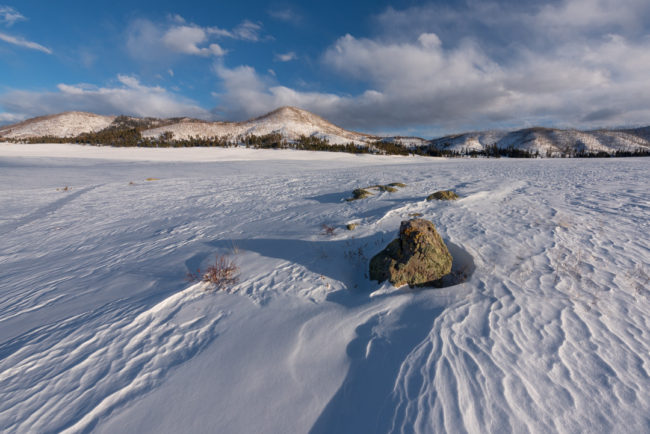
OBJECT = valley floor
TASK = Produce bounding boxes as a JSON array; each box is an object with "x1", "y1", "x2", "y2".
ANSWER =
[{"x1": 0, "y1": 144, "x2": 648, "y2": 433}]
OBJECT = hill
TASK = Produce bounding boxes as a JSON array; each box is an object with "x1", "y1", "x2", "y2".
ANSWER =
[
  {"x1": 0, "y1": 112, "x2": 115, "y2": 139},
  {"x1": 1, "y1": 107, "x2": 648, "y2": 156},
  {"x1": 141, "y1": 106, "x2": 375, "y2": 145},
  {"x1": 430, "y1": 127, "x2": 650, "y2": 156}
]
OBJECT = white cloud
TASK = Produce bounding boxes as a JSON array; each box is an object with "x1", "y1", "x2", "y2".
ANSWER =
[
  {"x1": 126, "y1": 16, "x2": 263, "y2": 62},
  {"x1": 275, "y1": 51, "x2": 297, "y2": 62},
  {"x1": 536, "y1": 0, "x2": 650, "y2": 30},
  {"x1": 0, "y1": 111, "x2": 23, "y2": 124},
  {"x1": 213, "y1": 0, "x2": 650, "y2": 134},
  {"x1": 162, "y1": 25, "x2": 226, "y2": 56},
  {"x1": 0, "y1": 5, "x2": 25, "y2": 26},
  {"x1": 0, "y1": 32, "x2": 51, "y2": 53},
  {"x1": 0, "y1": 6, "x2": 50, "y2": 54},
  {"x1": 0, "y1": 75, "x2": 212, "y2": 120},
  {"x1": 268, "y1": 8, "x2": 301, "y2": 24},
  {"x1": 212, "y1": 63, "x2": 383, "y2": 125},
  {"x1": 232, "y1": 20, "x2": 262, "y2": 41}
]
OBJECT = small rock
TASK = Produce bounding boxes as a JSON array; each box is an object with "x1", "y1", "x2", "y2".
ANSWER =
[
  {"x1": 369, "y1": 219, "x2": 452, "y2": 287},
  {"x1": 426, "y1": 190, "x2": 459, "y2": 201},
  {"x1": 346, "y1": 188, "x2": 374, "y2": 201}
]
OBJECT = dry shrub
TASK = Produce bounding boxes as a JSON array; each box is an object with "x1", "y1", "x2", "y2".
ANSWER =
[
  {"x1": 187, "y1": 254, "x2": 239, "y2": 290},
  {"x1": 321, "y1": 224, "x2": 336, "y2": 236}
]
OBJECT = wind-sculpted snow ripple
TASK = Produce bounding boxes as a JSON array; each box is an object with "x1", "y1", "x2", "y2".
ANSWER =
[
  {"x1": 0, "y1": 285, "x2": 224, "y2": 433},
  {"x1": 385, "y1": 163, "x2": 650, "y2": 433},
  {"x1": 1, "y1": 152, "x2": 648, "y2": 433}
]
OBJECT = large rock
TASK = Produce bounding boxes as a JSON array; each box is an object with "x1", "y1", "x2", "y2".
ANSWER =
[{"x1": 369, "y1": 219, "x2": 452, "y2": 287}]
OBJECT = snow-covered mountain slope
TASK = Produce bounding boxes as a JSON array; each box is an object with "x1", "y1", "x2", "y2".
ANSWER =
[
  {"x1": 142, "y1": 106, "x2": 376, "y2": 145},
  {"x1": 381, "y1": 136, "x2": 430, "y2": 147},
  {"x1": 430, "y1": 130, "x2": 508, "y2": 152},
  {"x1": 0, "y1": 144, "x2": 649, "y2": 433},
  {"x1": 2, "y1": 107, "x2": 649, "y2": 156},
  {"x1": 0, "y1": 111, "x2": 116, "y2": 139},
  {"x1": 431, "y1": 127, "x2": 650, "y2": 155}
]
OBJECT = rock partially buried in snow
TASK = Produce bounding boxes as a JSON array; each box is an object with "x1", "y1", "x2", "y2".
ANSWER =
[
  {"x1": 426, "y1": 190, "x2": 459, "y2": 201},
  {"x1": 369, "y1": 219, "x2": 452, "y2": 287},
  {"x1": 346, "y1": 183, "x2": 407, "y2": 201}
]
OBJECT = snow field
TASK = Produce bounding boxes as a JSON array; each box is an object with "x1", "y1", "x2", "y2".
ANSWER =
[{"x1": 0, "y1": 145, "x2": 648, "y2": 433}]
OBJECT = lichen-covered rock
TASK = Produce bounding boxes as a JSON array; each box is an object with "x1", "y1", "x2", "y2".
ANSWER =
[
  {"x1": 426, "y1": 190, "x2": 459, "y2": 201},
  {"x1": 369, "y1": 219, "x2": 452, "y2": 287},
  {"x1": 346, "y1": 183, "x2": 406, "y2": 201}
]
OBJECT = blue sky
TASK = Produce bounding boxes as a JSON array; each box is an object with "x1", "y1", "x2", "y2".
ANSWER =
[{"x1": 1, "y1": 0, "x2": 649, "y2": 137}]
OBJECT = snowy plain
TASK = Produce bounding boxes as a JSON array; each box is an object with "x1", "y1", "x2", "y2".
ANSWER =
[{"x1": 0, "y1": 143, "x2": 648, "y2": 433}]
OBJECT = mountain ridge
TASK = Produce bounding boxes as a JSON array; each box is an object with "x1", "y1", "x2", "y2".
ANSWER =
[{"x1": 1, "y1": 107, "x2": 648, "y2": 156}]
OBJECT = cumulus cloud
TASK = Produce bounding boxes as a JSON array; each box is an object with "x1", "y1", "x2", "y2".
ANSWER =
[
  {"x1": 0, "y1": 75, "x2": 212, "y2": 120},
  {"x1": 126, "y1": 16, "x2": 263, "y2": 62},
  {"x1": 162, "y1": 25, "x2": 226, "y2": 56},
  {"x1": 275, "y1": 51, "x2": 297, "y2": 62},
  {"x1": 212, "y1": 63, "x2": 350, "y2": 121},
  {"x1": 214, "y1": 0, "x2": 650, "y2": 134}
]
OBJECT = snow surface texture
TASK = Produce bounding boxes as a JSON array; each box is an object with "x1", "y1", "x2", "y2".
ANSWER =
[{"x1": 0, "y1": 144, "x2": 649, "y2": 433}]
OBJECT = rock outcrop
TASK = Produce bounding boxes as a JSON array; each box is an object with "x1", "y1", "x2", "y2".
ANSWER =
[{"x1": 369, "y1": 219, "x2": 452, "y2": 287}]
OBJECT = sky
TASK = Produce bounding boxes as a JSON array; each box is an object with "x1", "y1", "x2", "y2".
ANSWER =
[{"x1": 1, "y1": 0, "x2": 649, "y2": 137}]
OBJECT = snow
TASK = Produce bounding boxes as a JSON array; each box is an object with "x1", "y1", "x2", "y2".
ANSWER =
[
  {"x1": 3, "y1": 107, "x2": 649, "y2": 156},
  {"x1": 0, "y1": 112, "x2": 115, "y2": 139},
  {"x1": 142, "y1": 106, "x2": 374, "y2": 145},
  {"x1": 431, "y1": 128, "x2": 650, "y2": 155},
  {"x1": 0, "y1": 143, "x2": 649, "y2": 433}
]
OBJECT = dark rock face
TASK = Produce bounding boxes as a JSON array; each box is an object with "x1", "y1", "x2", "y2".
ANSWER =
[
  {"x1": 369, "y1": 219, "x2": 452, "y2": 287},
  {"x1": 426, "y1": 190, "x2": 459, "y2": 201}
]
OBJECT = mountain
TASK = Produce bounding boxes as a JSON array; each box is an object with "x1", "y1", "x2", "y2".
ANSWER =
[
  {"x1": 1, "y1": 107, "x2": 648, "y2": 155},
  {"x1": 142, "y1": 106, "x2": 375, "y2": 145},
  {"x1": 0, "y1": 112, "x2": 115, "y2": 139},
  {"x1": 430, "y1": 127, "x2": 650, "y2": 156}
]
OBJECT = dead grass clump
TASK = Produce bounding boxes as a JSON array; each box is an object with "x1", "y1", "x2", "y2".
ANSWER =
[
  {"x1": 187, "y1": 254, "x2": 239, "y2": 290},
  {"x1": 145, "y1": 177, "x2": 160, "y2": 181},
  {"x1": 346, "y1": 223, "x2": 358, "y2": 230},
  {"x1": 388, "y1": 182, "x2": 407, "y2": 188},
  {"x1": 322, "y1": 223, "x2": 336, "y2": 236}
]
